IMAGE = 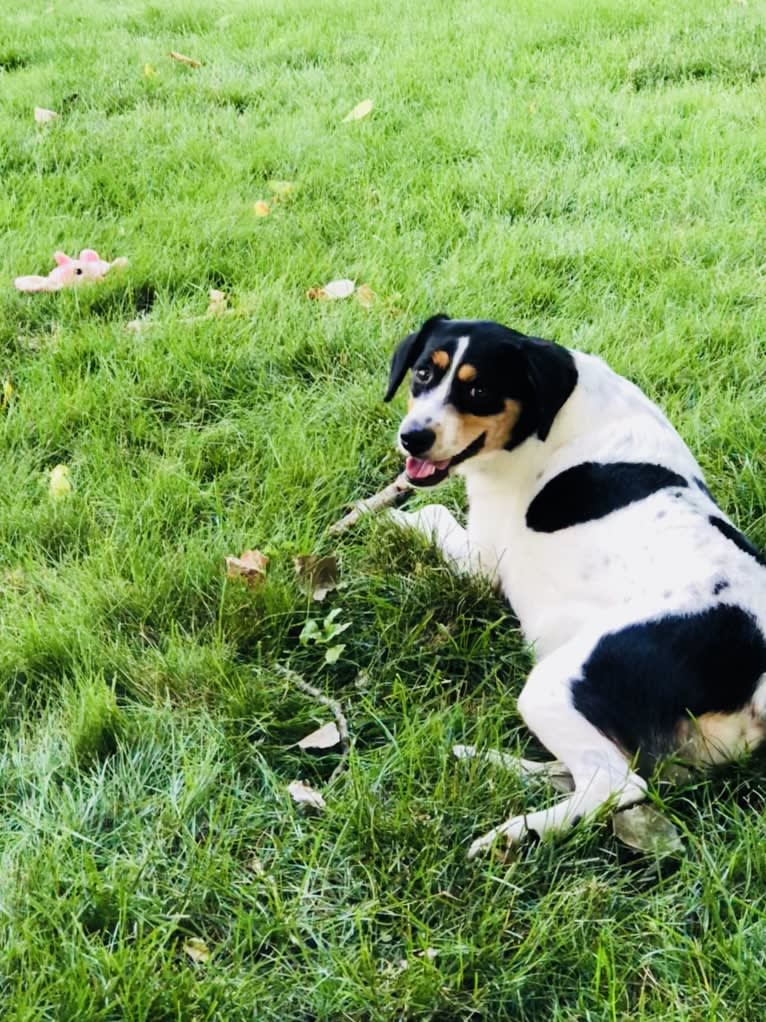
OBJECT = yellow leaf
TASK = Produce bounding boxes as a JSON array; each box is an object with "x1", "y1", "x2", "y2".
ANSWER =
[
  {"x1": 253, "y1": 200, "x2": 270, "y2": 217},
  {"x1": 49, "y1": 464, "x2": 72, "y2": 500},
  {"x1": 183, "y1": 938, "x2": 211, "y2": 964},
  {"x1": 343, "y1": 98, "x2": 373, "y2": 122},
  {"x1": 143, "y1": 63, "x2": 157, "y2": 78},
  {"x1": 2, "y1": 379, "x2": 13, "y2": 408}
]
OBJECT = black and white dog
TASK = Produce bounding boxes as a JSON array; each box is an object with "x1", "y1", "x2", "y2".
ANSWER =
[{"x1": 384, "y1": 315, "x2": 766, "y2": 858}]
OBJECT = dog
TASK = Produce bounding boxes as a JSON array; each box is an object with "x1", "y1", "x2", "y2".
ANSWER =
[{"x1": 384, "y1": 314, "x2": 766, "y2": 858}]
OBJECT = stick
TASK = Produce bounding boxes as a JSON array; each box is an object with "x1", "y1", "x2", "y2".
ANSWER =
[
  {"x1": 276, "y1": 665, "x2": 350, "y2": 784},
  {"x1": 328, "y1": 472, "x2": 412, "y2": 535}
]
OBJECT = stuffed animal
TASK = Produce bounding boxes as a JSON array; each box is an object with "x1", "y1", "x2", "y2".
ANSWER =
[{"x1": 14, "y1": 249, "x2": 128, "y2": 292}]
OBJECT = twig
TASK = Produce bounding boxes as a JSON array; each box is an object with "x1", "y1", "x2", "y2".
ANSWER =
[
  {"x1": 328, "y1": 472, "x2": 412, "y2": 535},
  {"x1": 169, "y1": 51, "x2": 202, "y2": 68},
  {"x1": 276, "y1": 665, "x2": 350, "y2": 784}
]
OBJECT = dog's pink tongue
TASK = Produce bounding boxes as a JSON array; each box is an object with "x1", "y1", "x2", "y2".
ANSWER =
[{"x1": 406, "y1": 456, "x2": 450, "y2": 479}]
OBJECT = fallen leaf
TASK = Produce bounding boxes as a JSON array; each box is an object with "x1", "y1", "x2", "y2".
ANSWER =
[
  {"x1": 225, "y1": 549, "x2": 269, "y2": 588},
  {"x1": 268, "y1": 180, "x2": 296, "y2": 199},
  {"x1": 143, "y1": 63, "x2": 157, "y2": 78},
  {"x1": 306, "y1": 278, "x2": 355, "y2": 301},
  {"x1": 49, "y1": 464, "x2": 72, "y2": 500},
  {"x1": 34, "y1": 107, "x2": 58, "y2": 124},
  {"x1": 343, "y1": 98, "x2": 373, "y2": 122},
  {"x1": 612, "y1": 804, "x2": 684, "y2": 856},
  {"x1": 294, "y1": 554, "x2": 339, "y2": 601},
  {"x1": 2, "y1": 379, "x2": 13, "y2": 408},
  {"x1": 354, "y1": 283, "x2": 376, "y2": 308},
  {"x1": 169, "y1": 51, "x2": 202, "y2": 68},
  {"x1": 298, "y1": 721, "x2": 341, "y2": 750},
  {"x1": 183, "y1": 938, "x2": 211, "y2": 964},
  {"x1": 206, "y1": 288, "x2": 228, "y2": 315},
  {"x1": 253, "y1": 200, "x2": 270, "y2": 217},
  {"x1": 247, "y1": 855, "x2": 266, "y2": 876},
  {"x1": 323, "y1": 278, "x2": 356, "y2": 299},
  {"x1": 287, "y1": 780, "x2": 326, "y2": 811}
]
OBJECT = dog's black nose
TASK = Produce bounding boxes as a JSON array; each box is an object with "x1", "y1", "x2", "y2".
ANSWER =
[{"x1": 400, "y1": 426, "x2": 436, "y2": 456}]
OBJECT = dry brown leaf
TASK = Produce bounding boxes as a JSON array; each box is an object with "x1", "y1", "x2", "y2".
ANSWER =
[
  {"x1": 298, "y1": 721, "x2": 341, "y2": 750},
  {"x1": 294, "y1": 554, "x2": 339, "y2": 601},
  {"x1": 169, "y1": 51, "x2": 201, "y2": 68},
  {"x1": 253, "y1": 200, "x2": 270, "y2": 217},
  {"x1": 343, "y1": 98, "x2": 373, "y2": 122},
  {"x1": 354, "y1": 283, "x2": 376, "y2": 308},
  {"x1": 183, "y1": 938, "x2": 211, "y2": 964},
  {"x1": 34, "y1": 107, "x2": 58, "y2": 124},
  {"x1": 287, "y1": 780, "x2": 326, "y2": 810},
  {"x1": 225, "y1": 549, "x2": 269, "y2": 588}
]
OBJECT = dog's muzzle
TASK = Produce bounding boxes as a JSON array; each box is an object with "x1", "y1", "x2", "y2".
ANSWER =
[{"x1": 401, "y1": 432, "x2": 487, "y2": 487}]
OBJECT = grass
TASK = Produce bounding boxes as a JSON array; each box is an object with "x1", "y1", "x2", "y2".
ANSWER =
[{"x1": 1, "y1": 0, "x2": 766, "y2": 1017}]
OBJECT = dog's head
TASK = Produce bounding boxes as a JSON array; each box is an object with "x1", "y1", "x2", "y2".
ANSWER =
[{"x1": 384, "y1": 315, "x2": 577, "y2": 487}]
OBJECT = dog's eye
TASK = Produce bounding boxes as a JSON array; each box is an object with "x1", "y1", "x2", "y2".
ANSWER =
[
  {"x1": 414, "y1": 367, "x2": 433, "y2": 384},
  {"x1": 469, "y1": 384, "x2": 488, "y2": 400}
]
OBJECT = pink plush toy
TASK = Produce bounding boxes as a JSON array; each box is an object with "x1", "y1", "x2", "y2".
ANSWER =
[{"x1": 14, "y1": 249, "x2": 128, "y2": 292}]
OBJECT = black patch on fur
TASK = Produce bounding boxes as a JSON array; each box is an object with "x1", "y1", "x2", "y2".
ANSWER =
[
  {"x1": 572, "y1": 605, "x2": 766, "y2": 759},
  {"x1": 384, "y1": 314, "x2": 449, "y2": 402},
  {"x1": 694, "y1": 476, "x2": 713, "y2": 500},
  {"x1": 526, "y1": 462, "x2": 688, "y2": 533},
  {"x1": 712, "y1": 579, "x2": 730, "y2": 596},
  {"x1": 709, "y1": 515, "x2": 766, "y2": 569}
]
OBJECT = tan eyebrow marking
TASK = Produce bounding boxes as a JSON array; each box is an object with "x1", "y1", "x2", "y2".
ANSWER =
[
  {"x1": 431, "y1": 350, "x2": 450, "y2": 369},
  {"x1": 457, "y1": 363, "x2": 477, "y2": 382}
]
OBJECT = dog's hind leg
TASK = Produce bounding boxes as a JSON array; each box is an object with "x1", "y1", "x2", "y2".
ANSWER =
[
  {"x1": 389, "y1": 505, "x2": 496, "y2": 581},
  {"x1": 468, "y1": 642, "x2": 647, "y2": 858},
  {"x1": 452, "y1": 744, "x2": 574, "y2": 792}
]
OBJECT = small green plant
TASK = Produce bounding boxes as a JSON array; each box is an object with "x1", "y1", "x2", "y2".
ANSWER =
[{"x1": 299, "y1": 608, "x2": 351, "y2": 664}]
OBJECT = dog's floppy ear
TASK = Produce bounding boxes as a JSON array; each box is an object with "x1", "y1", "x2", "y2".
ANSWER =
[
  {"x1": 521, "y1": 336, "x2": 578, "y2": 440},
  {"x1": 384, "y1": 314, "x2": 449, "y2": 402}
]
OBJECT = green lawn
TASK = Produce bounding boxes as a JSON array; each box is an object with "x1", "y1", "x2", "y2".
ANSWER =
[{"x1": 1, "y1": 0, "x2": 766, "y2": 1018}]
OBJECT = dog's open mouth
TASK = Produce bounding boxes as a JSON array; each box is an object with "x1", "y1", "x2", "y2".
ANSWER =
[
  {"x1": 404, "y1": 433, "x2": 486, "y2": 487},
  {"x1": 405, "y1": 456, "x2": 451, "y2": 486}
]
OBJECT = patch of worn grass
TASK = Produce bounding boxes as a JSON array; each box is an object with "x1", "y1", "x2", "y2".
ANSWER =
[{"x1": 1, "y1": 0, "x2": 765, "y2": 1018}]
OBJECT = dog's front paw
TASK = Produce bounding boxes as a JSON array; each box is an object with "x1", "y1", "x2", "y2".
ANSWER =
[
  {"x1": 386, "y1": 508, "x2": 418, "y2": 531},
  {"x1": 467, "y1": 816, "x2": 530, "y2": 859}
]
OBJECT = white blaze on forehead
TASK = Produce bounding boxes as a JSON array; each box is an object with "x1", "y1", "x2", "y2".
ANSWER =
[{"x1": 413, "y1": 335, "x2": 470, "y2": 419}]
